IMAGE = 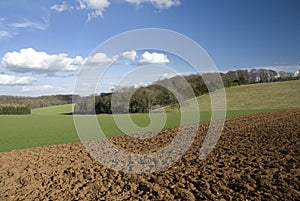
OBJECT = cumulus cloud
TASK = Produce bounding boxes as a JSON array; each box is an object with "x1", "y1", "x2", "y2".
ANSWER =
[
  {"x1": 1, "y1": 48, "x2": 172, "y2": 78},
  {"x1": 1, "y1": 48, "x2": 85, "y2": 75},
  {"x1": 138, "y1": 51, "x2": 170, "y2": 64},
  {"x1": 122, "y1": 50, "x2": 137, "y2": 61},
  {"x1": 77, "y1": 0, "x2": 110, "y2": 21},
  {"x1": 0, "y1": 74, "x2": 36, "y2": 86},
  {"x1": 1, "y1": 48, "x2": 120, "y2": 75},
  {"x1": 51, "y1": 1, "x2": 74, "y2": 12},
  {"x1": 125, "y1": 0, "x2": 181, "y2": 9},
  {"x1": 85, "y1": 52, "x2": 118, "y2": 65}
]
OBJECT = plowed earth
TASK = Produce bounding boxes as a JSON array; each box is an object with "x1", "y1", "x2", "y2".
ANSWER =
[{"x1": 0, "y1": 109, "x2": 299, "y2": 200}]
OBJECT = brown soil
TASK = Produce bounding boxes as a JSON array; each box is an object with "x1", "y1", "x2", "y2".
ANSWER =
[{"x1": 0, "y1": 109, "x2": 299, "y2": 200}]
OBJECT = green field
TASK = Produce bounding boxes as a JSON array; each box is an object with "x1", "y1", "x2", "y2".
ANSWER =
[
  {"x1": 166, "y1": 79, "x2": 300, "y2": 111},
  {"x1": 0, "y1": 80, "x2": 299, "y2": 152},
  {"x1": 32, "y1": 104, "x2": 74, "y2": 116}
]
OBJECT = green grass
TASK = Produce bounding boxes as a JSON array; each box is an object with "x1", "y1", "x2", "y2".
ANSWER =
[
  {"x1": 0, "y1": 114, "x2": 79, "y2": 152},
  {"x1": 0, "y1": 107, "x2": 273, "y2": 152},
  {"x1": 32, "y1": 104, "x2": 74, "y2": 115},
  {"x1": 0, "y1": 80, "x2": 299, "y2": 152},
  {"x1": 166, "y1": 80, "x2": 300, "y2": 112}
]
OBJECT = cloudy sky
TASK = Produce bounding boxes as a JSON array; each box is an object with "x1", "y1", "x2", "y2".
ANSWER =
[{"x1": 0, "y1": 0, "x2": 299, "y2": 96}]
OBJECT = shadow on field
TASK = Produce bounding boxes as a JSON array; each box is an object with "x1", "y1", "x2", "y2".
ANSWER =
[{"x1": 60, "y1": 112, "x2": 73, "y2": 115}]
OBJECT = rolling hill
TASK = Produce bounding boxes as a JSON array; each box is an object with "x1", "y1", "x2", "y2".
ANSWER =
[
  {"x1": 0, "y1": 80, "x2": 299, "y2": 152},
  {"x1": 166, "y1": 80, "x2": 300, "y2": 112}
]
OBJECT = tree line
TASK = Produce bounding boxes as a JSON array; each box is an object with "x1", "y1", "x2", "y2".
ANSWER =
[
  {"x1": 74, "y1": 85, "x2": 179, "y2": 114},
  {"x1": 0, "y1": 105, "x2": 31, "y2": 115},
  {"x1": 74, "y1": 68, "x2": 299, "y2": 114},
  {"x1": 1, "y1": 68, "x2": 298, "y2": 114},
  {"x1": 0, "y1": 95, "x2": 77, "y2": 109}
]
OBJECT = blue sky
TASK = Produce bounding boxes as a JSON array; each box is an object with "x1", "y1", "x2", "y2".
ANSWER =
[{"x1": 0, "y1": 0, "x2": 299, "y2": 96}]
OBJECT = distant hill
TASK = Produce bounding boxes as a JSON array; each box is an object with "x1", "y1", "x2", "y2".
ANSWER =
[
  {"x1": 0, "y1": 95, "x2": 79, "y2": 109},
  {"x1": 166, "y1": 79, "x2": 300, "y2": 111},
  {"x1": 2, "y1": 68, "x2": 299, "y2": 112}
]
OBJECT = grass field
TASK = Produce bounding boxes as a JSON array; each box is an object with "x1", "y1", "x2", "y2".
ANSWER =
[
  {"x1": 166, "y1": 79, "x2": 300, "y2": 111},
  {"x1": 32, "y1": 104, "x2": 74, "y2": 116},
  {"x1": 0, "y1": 80, "x2": 299, "y2": 152}
]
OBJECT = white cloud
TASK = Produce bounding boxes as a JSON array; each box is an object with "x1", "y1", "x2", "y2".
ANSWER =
[
  {"x1": 138, "y1": 51, "x2": 170, "y2": 64},
  {"x1": 125, "y1": 0, "x2": 181, "y2": 9},
  {"x1": 81, "y1": 53, "x2": 118, "y2": 70},
  {"x1": 10, "y1": 19, "x2": 48, "y2": 30},
  {"x1": 0, "y1": 17, "x2": 48, "y2": 40},
  {"x1": 77, "y1": 0, "x2": 110, "y2": 21},
  {"x1": 50, "y1": 0, "x2": 180, "y2": 21},
  {"x1": 21, "y1": 85, "x2": 63, "y2": 93},
  {"x1": 0, "y1": 18, "x2": 14, "y2": 39},
  {"x1": 1, "y1": 48, "x2": 85, "y2": 75},
  {"x1": 0, "y1": 30, "x2": 13, "y2": 39},
  {"x1": 133, "y1": 82, "x2": 146, "y2": 88},
  {"x1": 1, "y1": 48, "x2": 119, "y2": 75},
  {"x1": 122, "y1": 50, "x2": 137, "y2": 61},
  {"x1": 252, "y1": 65, "x2": 300, "y2": 73},
  {"x1": 51, "y1": 1, "x2": 74, "y2": 12},
  {"x1": 1, "y1": 48, "x2": 172, "y2": 80},
  {"x1": 0, "y1": 74, "x2": 36, "y2": 86},
  {"x1": 161, "y1": 72, "x2": 177, "y2": 79},
  {"x1": 85, "y1": 52, "x2": 118, "y2": 65}
]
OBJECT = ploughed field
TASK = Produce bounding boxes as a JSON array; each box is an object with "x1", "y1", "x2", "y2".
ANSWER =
[{"x1": 0, "y1": 109, "x2": 299, "y2": 200}]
